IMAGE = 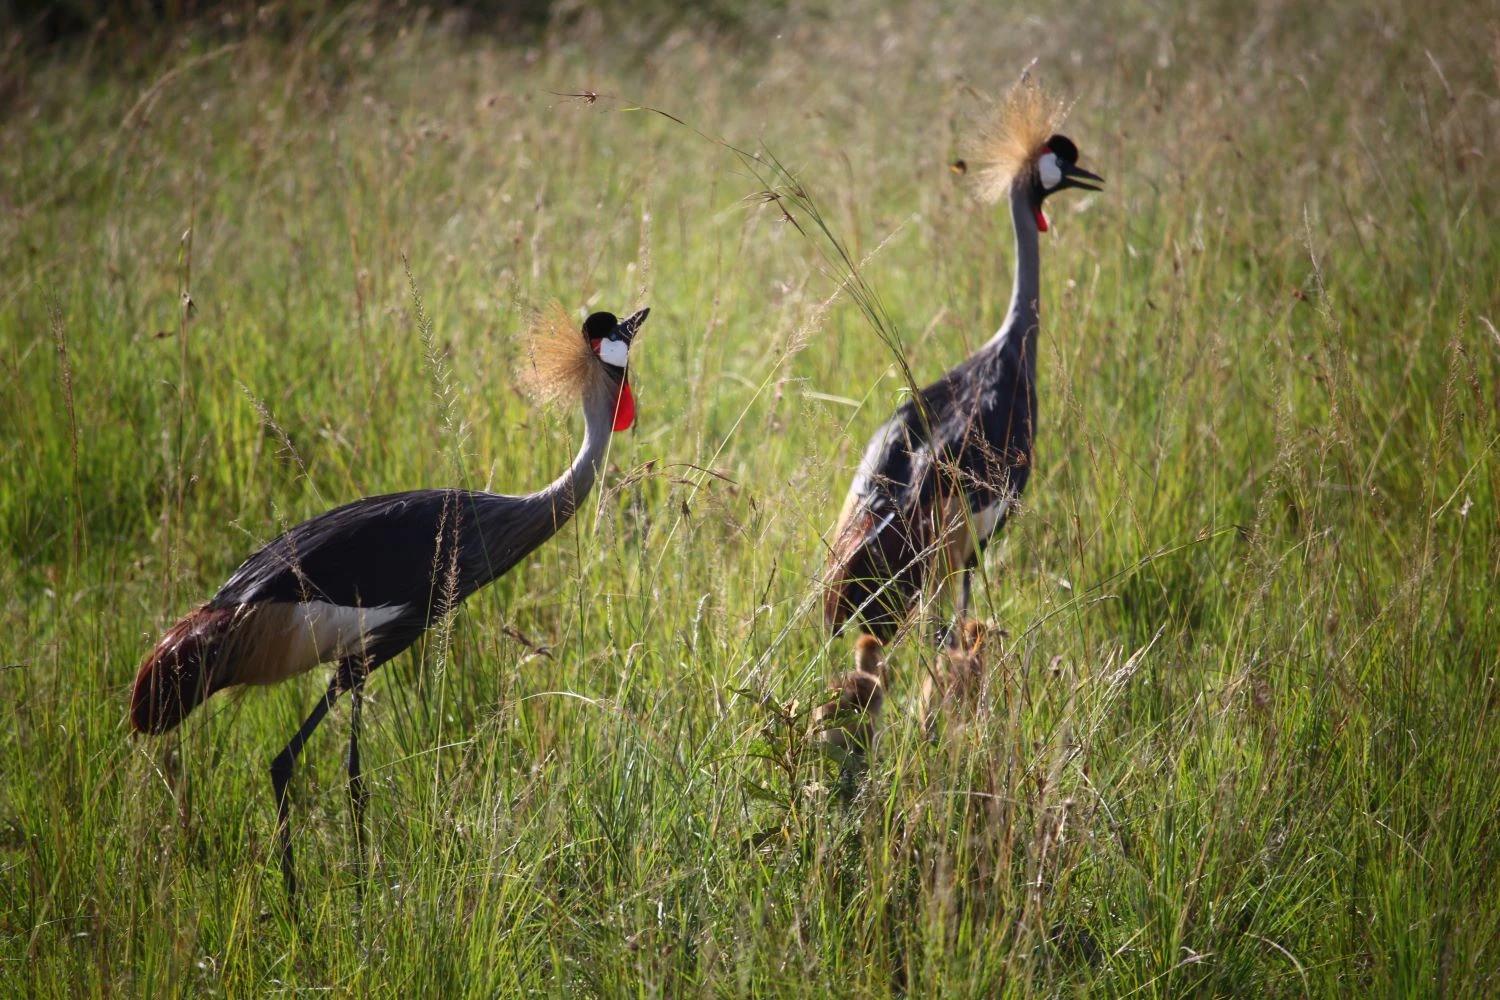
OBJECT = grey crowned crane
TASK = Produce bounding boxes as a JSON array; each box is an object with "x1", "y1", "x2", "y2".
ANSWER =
[
  {"x1": 130, "y1": 304, "x2": 647, "y2": 898},
  {"x1": 824, "y1": 80, "x2": 1102, "y2": 642}
]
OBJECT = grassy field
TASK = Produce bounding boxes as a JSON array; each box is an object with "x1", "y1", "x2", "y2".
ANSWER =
[{"x1": 3, "y1": 0, "x2": 1498, "y2": 994}]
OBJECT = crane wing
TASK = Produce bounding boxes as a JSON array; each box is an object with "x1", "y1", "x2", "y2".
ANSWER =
[
  {"x1": 132, "y1": 488, "x2": 552, "y2": 734},
  {"x1": 824, "y1": 399, "x2": 943, "y2": 637},
  {"x1": 211, "y1": 488, "x2": 526, "y2": 612}
]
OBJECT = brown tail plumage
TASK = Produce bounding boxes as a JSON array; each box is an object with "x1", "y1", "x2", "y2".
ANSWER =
[{"x1": 130, "y1": 606, "x2": 238, "y2": 734}]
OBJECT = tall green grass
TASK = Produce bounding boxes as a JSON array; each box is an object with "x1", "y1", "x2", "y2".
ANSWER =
[{"x1": 2, "y1": 0, "x2": 1497, "y2": 994}]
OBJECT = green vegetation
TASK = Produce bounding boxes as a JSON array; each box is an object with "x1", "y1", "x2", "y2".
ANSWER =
[{"x1": 3, "y1": 0, "x2": 1497, "y2": 994}]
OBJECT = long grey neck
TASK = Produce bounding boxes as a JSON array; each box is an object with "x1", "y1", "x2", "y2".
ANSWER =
[
  {"x1": 460, "y1": 388, "x2": 616, "y2": 596},
  {"x1": 538, "y1": 389, "x2": 616, "y2": 524},
  {"x1": 990, "y1": 181, "x2": 1042, "y2": 365}
]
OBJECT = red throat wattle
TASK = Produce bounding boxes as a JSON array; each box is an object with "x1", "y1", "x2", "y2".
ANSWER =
[
  {"x1": 1034, "y1": 208, "x2": 1049, "y2": 233},
  {"x1": 613, "y1": 381, "x2": 635, "y2": 431}
]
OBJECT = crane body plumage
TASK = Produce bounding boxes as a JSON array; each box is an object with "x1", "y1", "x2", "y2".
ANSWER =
[
  {"x1": 130, "y1": 487, "x2": 570, "y2": 733},
  {"x1": 825, "y1": 327, "x2": 1037, "y2": 639}
]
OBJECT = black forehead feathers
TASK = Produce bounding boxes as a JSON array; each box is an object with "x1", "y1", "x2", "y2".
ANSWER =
[
  {"x1": 582, "y1": 312, "x2": 618, "y2": 340},
  {"x1": 1045, "y1": 134, "x2": 1079, "y2": 163}
]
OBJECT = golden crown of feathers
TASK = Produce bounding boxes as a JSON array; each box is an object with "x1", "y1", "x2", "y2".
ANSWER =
[
  {"x1": 519, "y1": 301, "x2": 613, "y2": 407},
  {"x1": 971, "y1": 76, "x2": 1069, "y2": 204}
]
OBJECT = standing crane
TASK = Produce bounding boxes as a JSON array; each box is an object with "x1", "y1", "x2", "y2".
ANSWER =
[
  {"x1": 824, "y1": 80, "x2": 1102, "y2": 643},
  {"x1": 130, "y1": 304, "x2": 647, "y2": 899}
]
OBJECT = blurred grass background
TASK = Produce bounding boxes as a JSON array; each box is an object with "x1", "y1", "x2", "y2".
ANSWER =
[{"x1": 2, "y1": 0, "x2": 1498, "y2": 994}]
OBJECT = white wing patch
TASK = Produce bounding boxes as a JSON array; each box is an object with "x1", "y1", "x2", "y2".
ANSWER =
[
  {"x1": 1038, "y1": 152, "x2": 1062, "y2": 190},
  {"x1": 972, "y1": 499, "x2": 1009, "y2": 541},
  {"x1": 227, "y1": 601, "x2": 409, "y2": 687},
  {"x1": 297, "y1": 601, "x2": 405, "y2": 661}
]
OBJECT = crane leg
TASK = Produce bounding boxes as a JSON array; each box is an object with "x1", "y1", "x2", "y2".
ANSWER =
[
  {"x1": 347, "y1": 680, "x2": 369, "y2": 894},
  {"x1": 269, "y1": 678, "x2": 340, "y2": 901}
]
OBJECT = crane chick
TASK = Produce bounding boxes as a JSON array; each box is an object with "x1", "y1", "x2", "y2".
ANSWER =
[
  {"x1": 811, "y1": 634, "x2": 890, "y2": 758},
  {"x1": 918, "y1": 619, "x2": 993, "y2": 738}
]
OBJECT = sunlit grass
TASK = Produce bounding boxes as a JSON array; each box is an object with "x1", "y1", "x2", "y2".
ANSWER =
[{"x1": 2, "y1": 0, "x2": 1498, "y2": 995}]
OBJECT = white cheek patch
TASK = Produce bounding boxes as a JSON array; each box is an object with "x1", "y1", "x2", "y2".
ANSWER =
[
  {"x1": 597, "y1": 337, "x2": 629, "y2": 367},
  {"x1": 1038, "y1": 151, "x2": 1062, "y2": 190}
]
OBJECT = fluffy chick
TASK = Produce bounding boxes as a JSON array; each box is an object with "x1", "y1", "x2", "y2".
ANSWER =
[
  {"x1": 811, "y1": 635, "x2": 889, "y2": 756},
  {"x1": 919, "y1": 619, "x2": 991, "y2": 737}
]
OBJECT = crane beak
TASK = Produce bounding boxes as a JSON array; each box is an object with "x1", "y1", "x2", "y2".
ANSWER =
[
  {"x1": 1059, "y1": 163, "x2": 1104, "y2": 192},
  {"x1": 615, "y1": 308, "x2": 649, "y2": 344}
]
